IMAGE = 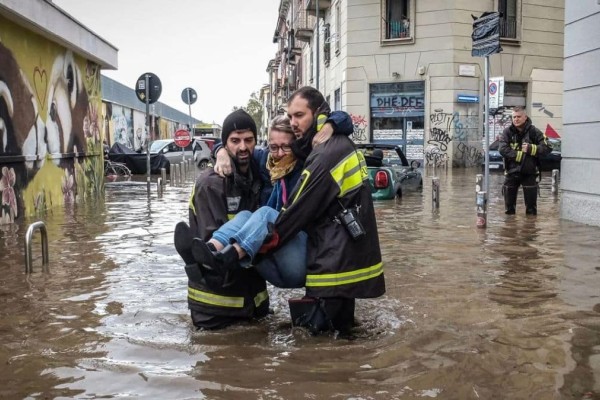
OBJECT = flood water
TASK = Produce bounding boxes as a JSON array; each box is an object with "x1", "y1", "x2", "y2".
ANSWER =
[{"x1": 1, "y1": 168, "x2": 599, "y2": 399}]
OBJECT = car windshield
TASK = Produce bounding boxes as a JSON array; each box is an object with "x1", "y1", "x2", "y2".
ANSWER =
[
  {"x1": 149, "y1": 140, "x2": 170, "y2": 153},
  {"x1": 548, "y1": 139, "x2": 561, "y2": 152}
]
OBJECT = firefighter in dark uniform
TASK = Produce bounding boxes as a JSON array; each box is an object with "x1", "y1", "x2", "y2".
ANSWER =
[
  {"x1": 261, "y1": 87, "x2": 385, "y2": 333},
  {"x1": 498, "y1": 106, "x2": 552, "y2": 215},
  {"x1": 178, "y1": 109, "x2": 269, "y2": 330}
]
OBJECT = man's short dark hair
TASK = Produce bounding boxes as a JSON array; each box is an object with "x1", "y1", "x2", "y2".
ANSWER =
[
  {"x1": 512, "y1": 106, "x2": 526, "y2": 114},
  {"x1": 288, "y1": 86, "x2": 325, "y2": 114}
]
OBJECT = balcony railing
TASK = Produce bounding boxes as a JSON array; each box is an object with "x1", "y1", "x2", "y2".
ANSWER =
[
  {"x1": 385, "y1": 19, "x2": 410, "y2": 40},
  {"x1": 305, "y1": 0, "x2": 331, "y2": 16},
  {"x1": 499, "y1": 16, "x2": 517, "y2": 39},
  {"x1": 294, "y1": 8, "x2": 315, "y2": 42}
]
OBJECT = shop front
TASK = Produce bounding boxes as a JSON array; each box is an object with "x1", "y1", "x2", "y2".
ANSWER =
[{"x1": 369, "y1": 81, "x2": 425, "y2": 162}]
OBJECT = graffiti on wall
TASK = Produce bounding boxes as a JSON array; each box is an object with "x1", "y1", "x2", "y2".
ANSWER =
[
  {"x1": 350, "y1": 114, "x2": 368, "y2": 142},
  {"x1": 0, "y1": 16, "x2": 103, "y2": 224},
  {"x1": 425, "y1": 108, "x2": 483, "y2": 167}
]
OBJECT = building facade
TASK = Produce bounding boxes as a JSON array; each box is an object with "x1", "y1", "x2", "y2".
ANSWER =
[
  {"x1": 267, "y1": 0, "x2": 564, "y2": 168},
  {"x1": 0, "y1": 0, "x2": 200, "y2": 224},
  {"x1": 560, "y1": 0, "x2": 600, "y2": 227}
]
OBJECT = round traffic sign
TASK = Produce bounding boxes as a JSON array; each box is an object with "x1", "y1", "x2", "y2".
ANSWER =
[
  {"x1": 135, "y1": 72, "x2": 162, "y2": 104},
  {"x1": 182, "y1": 87, "x2": 198, "y2": 105},
  {"x1": 489, "y1": 82, "x2": 498, "y2": 95},
  {"x1": 174, "y1": 129, "x2": 192, "y2": 148}
]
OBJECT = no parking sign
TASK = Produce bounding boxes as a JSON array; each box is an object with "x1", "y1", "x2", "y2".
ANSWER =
[{"x1": 488, "y1": 76, "x2": 504, "y2": 109}]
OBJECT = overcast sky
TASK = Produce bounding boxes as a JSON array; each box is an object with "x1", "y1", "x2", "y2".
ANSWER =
[{"x1": 53, "y1": 0, "x2": 280, "y2": 125}]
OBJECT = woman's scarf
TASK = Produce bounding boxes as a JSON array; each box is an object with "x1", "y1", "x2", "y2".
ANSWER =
[{"x1": 266, "y1": 152, "x2": 297, "y2": 183}]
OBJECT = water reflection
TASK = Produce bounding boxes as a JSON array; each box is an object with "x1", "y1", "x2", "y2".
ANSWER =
[{"x1": 0, "y1": 169, "x2": 598, "y2": 398}]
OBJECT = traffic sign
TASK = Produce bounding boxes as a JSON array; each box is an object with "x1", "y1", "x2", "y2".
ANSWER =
[
  {"x1": 182, "y1": 88, "x2": 198, "y2": 105},
  {"x1": 135, "y1": 72, "x2": 162, "y2": 104},
  {"x1": 489, "y1": 76, "x2": 504, "y2": 109},
  {"x1": 174, "y1": 129, "x2": 191, "y2": 148}
]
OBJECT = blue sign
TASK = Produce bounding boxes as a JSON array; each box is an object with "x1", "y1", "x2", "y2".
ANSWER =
[{"x1": 457, "y1": 94, "x2": 479, "y2": 103}]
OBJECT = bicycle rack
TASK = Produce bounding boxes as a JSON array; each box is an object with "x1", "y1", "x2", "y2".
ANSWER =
[{"x1": 25, "y1": 221, "x2": 49, "y2": 274}]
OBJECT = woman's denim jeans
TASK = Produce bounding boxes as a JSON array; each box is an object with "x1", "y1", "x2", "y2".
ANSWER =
[{"x1": 211, "y1": 206, "x2": 307, "y2": 288}]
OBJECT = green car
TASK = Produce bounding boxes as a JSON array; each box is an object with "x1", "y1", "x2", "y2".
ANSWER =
[{"x1": 357, "y1": 144, "x2": 423, "y2": 200}]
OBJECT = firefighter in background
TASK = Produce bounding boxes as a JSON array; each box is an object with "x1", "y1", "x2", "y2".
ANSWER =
[{"x1": 498, "y1": 106, "x2": 552, "y2": 215}]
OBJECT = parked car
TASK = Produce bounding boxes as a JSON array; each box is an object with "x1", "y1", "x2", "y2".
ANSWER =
[
  {"x1": 150, "y1": 138, "x2": 211, "y2": 169},
  {"x1": 194, "y1": 136, "x2": 221, "y2": 152},
  {"x1": 355, "y1": 143, "x2": 423, "y2": 200},
  {"x1": 483, "y1": 138, "x2": 562, "y2": 172}
]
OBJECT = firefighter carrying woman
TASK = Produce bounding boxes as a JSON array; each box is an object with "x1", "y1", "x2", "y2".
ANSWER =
[{"x1": 174, "y1": 86, "x2": 385, "y2": 335}]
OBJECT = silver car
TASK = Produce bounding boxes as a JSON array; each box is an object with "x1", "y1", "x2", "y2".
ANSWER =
[{"x1": 150, "y1": 138, "x2": 211, "y2": 168}]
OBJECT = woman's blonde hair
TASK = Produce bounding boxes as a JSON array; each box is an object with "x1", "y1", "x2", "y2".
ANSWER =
[{"x1": 269, "y1": 115, "x2": 295, "y2": 137}]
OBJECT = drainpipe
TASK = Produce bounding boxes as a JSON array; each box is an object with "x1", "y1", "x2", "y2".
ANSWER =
[{"x1": 315, "y1": 0, "x2": 319, "y2": 91}]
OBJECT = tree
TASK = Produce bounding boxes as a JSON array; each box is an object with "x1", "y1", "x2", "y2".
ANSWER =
[{"x1": 232, "y1": 91, "x2": 263, "y2": 135}]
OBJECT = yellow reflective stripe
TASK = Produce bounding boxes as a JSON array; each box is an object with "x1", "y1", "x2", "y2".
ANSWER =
[
  {"x1": 189, "y1": 185, "x2": 196, "y2": 214},
  {"x1": 516, "y1": 151, "x2": 523, "y2": 162},
  {"x1": 305, "y1": 262, "x2": 384, "y2": 287},
  {"x1": 286, "y1": 169, "x2": 311, "y2": 207},
  {"x1": 254, "y1": 290, "x2": 269, "y2": 307},
  {"x1": 330, "y1": 152, "x2": 367, "y2": 197},
  {"x1": 188, "y1": 287, "x2": 244, "y2": 308},
  {"x1": 227, "y1": 213, "x2": 235, "y2": 220},
  {"x1": 316, "y1": 114, "x2": 328, "y2": 132},
  {"x1": 530, "y1": 144, "x2": 537, "y2": 156}
]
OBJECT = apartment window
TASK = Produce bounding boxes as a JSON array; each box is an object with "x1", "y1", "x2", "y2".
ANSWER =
[
  {"x1": 323, "y1": 23, "x2": 331, "y2": 66},
  {"x1": 309, "y1": 51, "x2": 314, "y2": 83},
  {"x1": 383, "y1": 0, "x2": 411, "y2": 40},
  {"x1": 334, "y1": 88, "x2": 341, "y2": 110},
  {"x1": 498, "y1": 0, "x2": 520, "y2": 40},
  {"x1": 335, "y1": 1, "x2": 341, "y2": 55}
]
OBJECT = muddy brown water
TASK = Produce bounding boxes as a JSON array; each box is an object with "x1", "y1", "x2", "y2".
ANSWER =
[{"x1": 0, "y1": 169, "x2": 598, "y2": 399}]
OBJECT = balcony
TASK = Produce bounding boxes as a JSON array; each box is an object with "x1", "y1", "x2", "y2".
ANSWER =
[
  {"x1": 305, "y1": 0, "x2": 331, "y2": 16},
  {"x1": 294, "y1": 9, "x2": 315, "y2": 42}
]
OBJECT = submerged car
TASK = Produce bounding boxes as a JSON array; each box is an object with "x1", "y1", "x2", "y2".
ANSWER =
[
  {"x1": 356, "y1": 143, "x2": 423, "y2": 200},
  {"x1": 483, "y1": 138, "x2": 562, "y2": 172},
  {"x1": 150, "y1": 138, "x2": 211, "y2": 169}
]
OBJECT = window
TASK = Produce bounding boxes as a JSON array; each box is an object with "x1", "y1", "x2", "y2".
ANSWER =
[
  {"x1": 503, "y1": 81, "x2": 527, "y2": 107},
  {"x1": 335, "y1": 1, "x2": 341, "y2": 55},
  {"x1": 323, "y1": 23, "x2": 331, "y2": 65},
  {"x1": 334, "y1": 88, "x2": 341, "y2": 111},
  {"x1": 498, "y1": 0, "x2": 520, "y2": 40},
  {"x1": 383, "y1": 0, "x2": 411, "y2": 40},
  {"x1": 309, "y1": 50, "x2": 314, "y2": 83}
]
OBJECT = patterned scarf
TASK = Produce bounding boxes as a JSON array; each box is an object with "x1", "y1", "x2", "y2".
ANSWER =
[{"x1": 266, "y1": 153, "x2": 297, "y2": 183}]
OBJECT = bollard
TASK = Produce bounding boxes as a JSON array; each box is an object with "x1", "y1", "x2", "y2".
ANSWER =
[
  {"x1": 161, "y1": 168, "x2": 167, "y2": 186},
  {"x1": 551, "y1": 169, "x2": 559, "y2": 195},
  {"x1": 475, "y1": 174, "x2": 483, "y2": 202},
  {"x1": 173, "y1": 164, "x2": 179, "y2": 186},
  {"x1": 476, "y1": 191, "x2": 487, "y2": 228},
  {"x1": 169, "y1": 166, "x2": 174, "y2": 186},
  {"x1": 157, "y1": 177, "x2": 163, "y2": 196},
  {"x1": 180, "y1": 162, "x2": 185, "y2": 184},
  {"x1": 432, "y1": 177, "x2": 440, "y2": 210},
  {"x1": 25, "y1": 221, "x2": 49, "y2": 273}
]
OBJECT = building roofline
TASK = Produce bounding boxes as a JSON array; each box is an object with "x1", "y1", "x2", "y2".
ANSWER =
[{"x1": 0, "y1": 0, "x2": 118, "y2": 69}]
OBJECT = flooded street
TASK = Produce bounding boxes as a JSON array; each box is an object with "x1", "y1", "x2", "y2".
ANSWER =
[{"x1": 1, "y1": 168, "x2": 599, "y2": 399}]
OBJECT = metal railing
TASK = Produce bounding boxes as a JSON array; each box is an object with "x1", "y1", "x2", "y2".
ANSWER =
[
  {"x1": 499, "y1": 16, "x2": 517, "y2": 39},
  {"x1": 25, "y1": 221, "x2": 49, "y2": 274}
]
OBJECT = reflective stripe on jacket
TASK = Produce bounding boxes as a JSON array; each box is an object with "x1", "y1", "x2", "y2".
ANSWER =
[{"x1": 276, "y1": 134, "x2": 385, "y2": 299}]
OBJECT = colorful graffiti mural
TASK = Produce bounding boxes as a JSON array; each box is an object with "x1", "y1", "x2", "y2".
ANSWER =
[{"x1": 0, "y1": 16, "x2": 103, "y2": 224}]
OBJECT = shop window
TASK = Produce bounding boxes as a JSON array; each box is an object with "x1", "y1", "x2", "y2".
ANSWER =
[{"x1": 382, "y1": 0, "x2": 414, "y2": 42}]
